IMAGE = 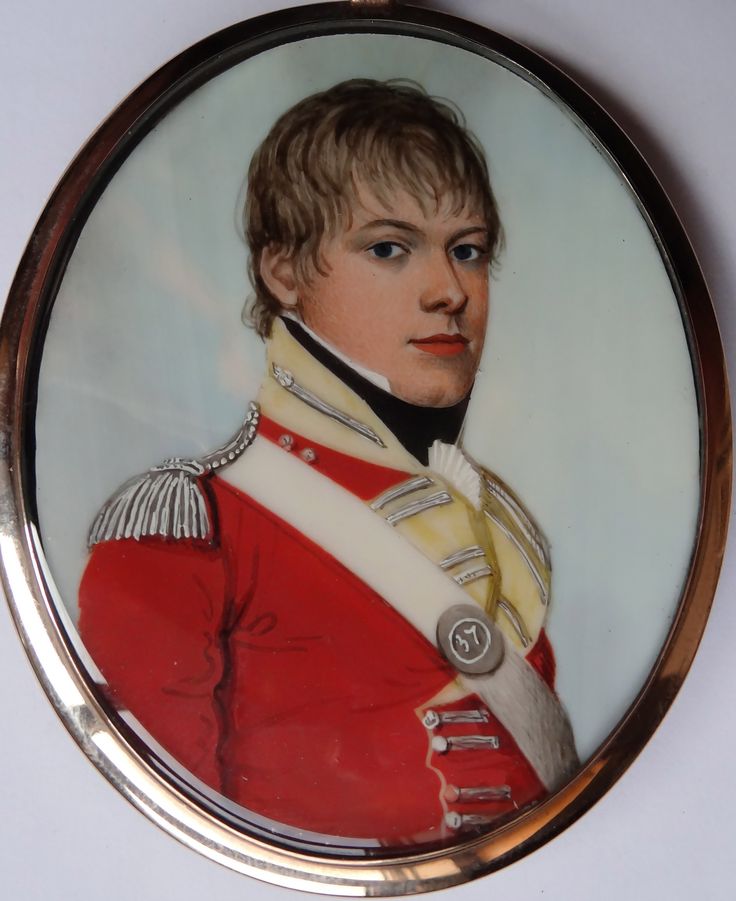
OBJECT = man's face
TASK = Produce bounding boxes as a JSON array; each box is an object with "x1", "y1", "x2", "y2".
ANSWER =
[{"x1": 290, "y1": 185, "x2": 491, "y2": 407}]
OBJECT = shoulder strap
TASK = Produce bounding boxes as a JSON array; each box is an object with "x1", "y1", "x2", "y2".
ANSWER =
[
  {"x1": 222, "y1": 435, "x2": 578, "y2": 790},
  {"x1": 88, "y1": 402, "x2": 260, "y2": 547}
]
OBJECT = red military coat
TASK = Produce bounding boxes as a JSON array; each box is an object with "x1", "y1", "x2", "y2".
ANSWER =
[
  {"x1": 79, "y1": 320, "x2": 573, "y2": 847},
  {"x1": 80, "y1": 418, "x2": 556, "y2": 846}
]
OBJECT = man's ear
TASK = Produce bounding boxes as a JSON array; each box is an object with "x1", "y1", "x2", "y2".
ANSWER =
[{"x1": 260, "y1": 245, "x2": 299, "y2": 309}]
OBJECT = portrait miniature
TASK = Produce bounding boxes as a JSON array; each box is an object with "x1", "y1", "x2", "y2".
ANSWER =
[{"x1": 77, "y1": 79, "x2": 578, "y2": 845}]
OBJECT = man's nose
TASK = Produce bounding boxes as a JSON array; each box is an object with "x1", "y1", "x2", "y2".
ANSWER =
[{"x1": 419, "y1": 252, "x2": 468, "y2": 313}]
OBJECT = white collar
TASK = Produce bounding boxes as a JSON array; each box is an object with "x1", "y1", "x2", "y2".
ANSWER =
[{"x1": 281, "y1": 312, "x2": 392, "y2": 392}]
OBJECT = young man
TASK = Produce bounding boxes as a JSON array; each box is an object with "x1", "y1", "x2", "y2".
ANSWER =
[{"x1": 80, "y1": 80, "x2": 577, "y2": 847}]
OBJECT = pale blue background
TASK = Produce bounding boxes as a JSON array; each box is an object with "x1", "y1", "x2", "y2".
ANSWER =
[{"x1": 34, "y1": 32, "x2": 699, "y2": 764}]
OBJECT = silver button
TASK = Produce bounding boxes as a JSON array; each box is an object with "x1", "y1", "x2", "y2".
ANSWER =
[
  {"x1": 444, "y1": 811, "x2": 463, "y2": 830},
  {"x1": 278, "y1": 434, "x2": 294, "y2": 450},
  {"x1": 273, "y1": 366, "x2": 295, "y2": 388},
  {"x1": 300, "y1": 448, "x2": 317, "y2": 464}
]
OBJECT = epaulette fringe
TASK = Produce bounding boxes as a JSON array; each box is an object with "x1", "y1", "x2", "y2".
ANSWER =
[{"x1": 88, "y1": 402, "x2": 259, "y2": 547}]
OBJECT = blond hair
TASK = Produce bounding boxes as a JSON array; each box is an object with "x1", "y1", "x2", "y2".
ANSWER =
[{"x1": 244, "y1": 79, "x2": 502, "y2": 338}]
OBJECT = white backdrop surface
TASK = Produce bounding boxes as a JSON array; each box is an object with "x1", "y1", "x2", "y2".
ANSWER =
[{"x1": 1, "y1": 2, "x2": 734, "y2": 900}]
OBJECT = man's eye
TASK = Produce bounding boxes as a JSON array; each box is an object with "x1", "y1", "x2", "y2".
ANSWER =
[
  {"x1": 450, "y1": 244, "x2": 484, "y2": 262},
  {"x1": 368, "y1": 242, "x2": 406, "y2": 259}
]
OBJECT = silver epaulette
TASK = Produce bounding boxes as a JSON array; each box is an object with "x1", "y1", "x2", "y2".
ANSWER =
[{"x1": 88, "y1": 402, "x2": 260, "y2": 547}]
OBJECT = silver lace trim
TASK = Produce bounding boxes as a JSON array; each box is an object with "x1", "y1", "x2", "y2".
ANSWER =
[
  {"x1": 439, "y1": 545, "x2": 485, "y2": 570},
  {"x1": 370, "y1": 476, "x2": 434, "y2": 511},
  {"x1": 385, "y1": 491, "x2": 452, "y2": 526},
  {"x1": 484, "y1": 473, "x2": 551, "y2": 568},
  {"x1": 272, "y1": 364, "x2": 386, "y2": 447},
  {"x1": 497, "y1": 597, "x2": 532, "y2": 649},
  {"x1": 444, "y1": 784, "x2": 512, "y2": 803},
  {"x1": 423, "y1": 709, "x2": 490, "y2": 729},
  {"x1": 485, "y1": 511, "x2": 549, "y2": 605}
]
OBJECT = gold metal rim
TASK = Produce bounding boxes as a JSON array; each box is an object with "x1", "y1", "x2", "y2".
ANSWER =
[{"x1": 0, "y1": 2, "x2": 730, "y2": 894}]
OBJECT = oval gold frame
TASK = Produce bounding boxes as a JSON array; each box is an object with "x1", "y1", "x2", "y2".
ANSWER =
[{"x1": 0, "y1": 1, "x2": 731, "y2": 894}]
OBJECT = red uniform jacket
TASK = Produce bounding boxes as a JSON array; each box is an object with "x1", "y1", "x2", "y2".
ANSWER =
[{"x1": 79, "y1": 417, "x2": 556, "y2": 847}]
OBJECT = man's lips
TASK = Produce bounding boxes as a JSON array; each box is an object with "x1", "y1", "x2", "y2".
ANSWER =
[{"x1": 410, "y1": 334, "x2": 469, "y2": 357}]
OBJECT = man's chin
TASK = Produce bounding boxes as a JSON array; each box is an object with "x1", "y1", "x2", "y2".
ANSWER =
[{"x1": 391, "y1": 373, "x2": 473, "y2": 408}]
